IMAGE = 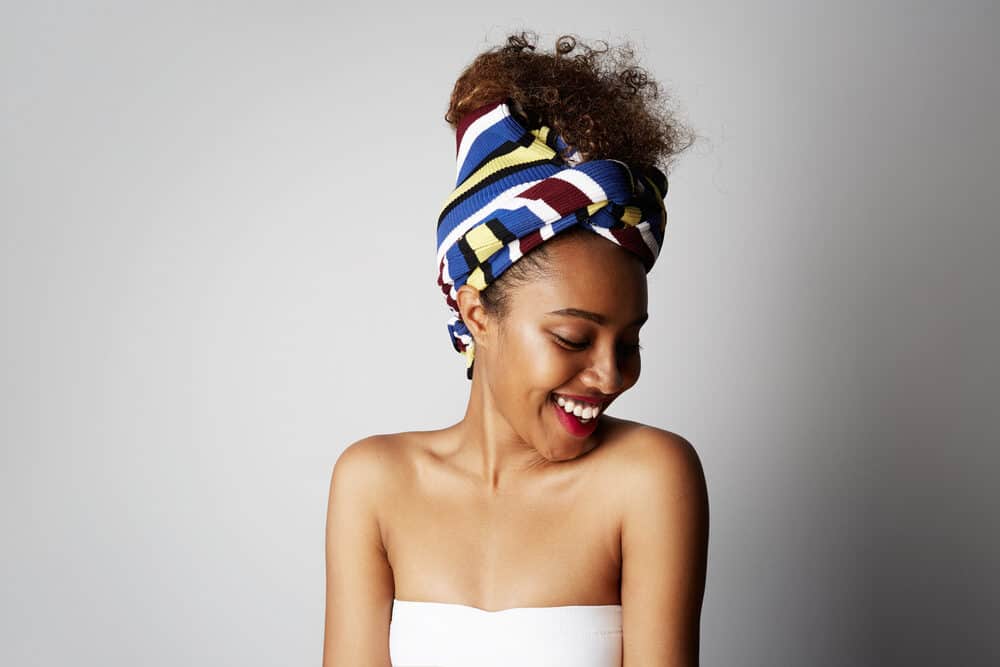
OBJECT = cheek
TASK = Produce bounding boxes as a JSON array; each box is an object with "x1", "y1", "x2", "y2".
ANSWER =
[
  {"x1": 620, "y1": 350, "x2": 642, "y2": 382},
  {"x1": 629, "y1": 350, "x2": 642, "y2": 372},
  {"x1": 499, "y1": 327, "x2": 576, "y2": 389},
  {"x1": 525, "y1": 338, "x2": 583, "y2": 385}
]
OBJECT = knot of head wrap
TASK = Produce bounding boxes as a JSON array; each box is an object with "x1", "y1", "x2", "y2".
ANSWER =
[{"x1": 436, "y1": 99, "x2": 669, "y2": 380}]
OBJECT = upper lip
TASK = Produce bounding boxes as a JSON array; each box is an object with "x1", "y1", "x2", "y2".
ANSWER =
[{"x1": 553, "y1": 392, "x2": 613, "y2": 408}]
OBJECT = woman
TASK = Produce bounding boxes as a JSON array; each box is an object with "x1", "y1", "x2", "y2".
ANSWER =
[{"x1": 323, "y1": 32, "x2": 709, "y2": 666}]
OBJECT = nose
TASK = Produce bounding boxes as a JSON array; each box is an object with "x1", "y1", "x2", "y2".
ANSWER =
[{"x1": 582, "y1": 344, "x2": 626, "y2": 395}]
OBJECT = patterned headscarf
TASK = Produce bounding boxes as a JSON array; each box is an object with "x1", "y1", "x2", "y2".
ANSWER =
[{"x1": 436, "y1": 98, "x2": 669, "y2": 379}]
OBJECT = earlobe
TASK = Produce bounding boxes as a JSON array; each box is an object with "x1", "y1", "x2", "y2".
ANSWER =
[{"x1": 456, "y1": 284, "x2": 490, "y2": 346}]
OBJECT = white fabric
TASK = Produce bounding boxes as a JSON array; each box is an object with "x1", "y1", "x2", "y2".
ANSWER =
[{"x1": 389, "y1": 598, "x2": 623, "y2": 667}]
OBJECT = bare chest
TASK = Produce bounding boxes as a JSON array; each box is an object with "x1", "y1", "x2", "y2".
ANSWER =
[{"x1": 382, "y1": 472, "x2": 623, "y2": 610}]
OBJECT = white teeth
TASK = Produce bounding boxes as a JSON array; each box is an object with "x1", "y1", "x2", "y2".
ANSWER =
[{"x1": 554, "y1": 394, "x2": 603, "y2": 421}]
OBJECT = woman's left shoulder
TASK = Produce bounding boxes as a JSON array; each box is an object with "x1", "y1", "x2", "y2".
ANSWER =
[{"x1": 601, "y1": 417, "x2": 706, "y2": 490}]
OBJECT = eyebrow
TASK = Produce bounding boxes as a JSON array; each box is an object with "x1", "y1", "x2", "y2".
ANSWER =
[{"x1": 546, "y1": 308, "x2": 648, "y2": 327}]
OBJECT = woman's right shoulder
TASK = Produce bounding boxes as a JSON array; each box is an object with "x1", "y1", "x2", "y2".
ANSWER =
[
  {"x1": 331, "y1": 430, "x2": 432, "y2": 484},
  {"x1": 327, "y1": 435, "x2": 400, "y2": 521},
  {"x1": 333, "y1": 433, "x2": 396, "y2": 473},
  {"x1": 337, "y1": 432, "x2": 393, "y2": 458}
]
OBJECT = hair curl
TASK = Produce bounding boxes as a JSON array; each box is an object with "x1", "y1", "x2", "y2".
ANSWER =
[{"x1": 446, "y1": 31, "x2": 694, "y2": 171}]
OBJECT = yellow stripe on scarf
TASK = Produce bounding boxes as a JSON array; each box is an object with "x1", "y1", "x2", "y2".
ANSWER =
[
  {"x1": 621, "y1": 205, "x2": 642, "y2": 226},
  {"x1": 441, "y1": 135, "x2": 556, "y2": 210},
  {"x1": 465, "y1": 224, "x2": 504, "y2": 263},
  {"x1": 466, "y1": 266, "x2": 487, "y2": 290}
]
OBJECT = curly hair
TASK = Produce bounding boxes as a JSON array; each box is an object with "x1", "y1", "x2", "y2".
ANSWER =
[{"x1": 445, "y1": 31, "x2": 694, "y2": 172}]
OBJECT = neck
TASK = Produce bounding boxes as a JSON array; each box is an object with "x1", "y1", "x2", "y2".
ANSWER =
[{"x1": 450, "y1": 364, "x2": 554, "y2": 494}]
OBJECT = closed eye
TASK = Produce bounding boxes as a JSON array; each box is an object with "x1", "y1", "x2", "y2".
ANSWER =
[
  {"x1": 553, "y1": 334, "x2": 643, "y2": 355},
  {"x1": 619, "y1": 341, "x2": 643, "y2": 355},
  {"x1": 553, "y1": 334, "x2": 587, "y2": 350}
]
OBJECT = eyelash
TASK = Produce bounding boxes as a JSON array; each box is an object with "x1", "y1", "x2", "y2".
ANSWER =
[{"x1": 553, "y1": 334, "x2": 643, "y2": 354}]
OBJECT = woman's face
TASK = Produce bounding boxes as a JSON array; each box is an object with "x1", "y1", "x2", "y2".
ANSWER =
[{"x1": 479, "y1": 232, "x2": 649, "y2": 461}]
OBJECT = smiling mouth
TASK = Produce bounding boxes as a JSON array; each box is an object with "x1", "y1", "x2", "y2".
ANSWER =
[
  {"x1": 551, "y1": 393, "x2": 603, "y2": 422},
  {"x1": 549, "y1": 393, "x2": 602, "y2": 437}
]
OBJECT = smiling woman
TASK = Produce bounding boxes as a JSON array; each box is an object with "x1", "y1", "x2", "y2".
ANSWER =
[
  {"x1": 323, "y1": 31, "x2": 708, "y2": 667},
  {"x1": 457, "y1": 229, "x2": 650, "y2": 461}
]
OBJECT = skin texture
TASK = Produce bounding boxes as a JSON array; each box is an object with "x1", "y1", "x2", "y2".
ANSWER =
[{"x1": 323, "y1": 232, "x2": 710, "y2": 666}]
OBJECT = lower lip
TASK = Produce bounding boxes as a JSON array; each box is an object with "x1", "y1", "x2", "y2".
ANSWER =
[{"x1": 550, "y1": 394, "x2": 600, "y2": 438}]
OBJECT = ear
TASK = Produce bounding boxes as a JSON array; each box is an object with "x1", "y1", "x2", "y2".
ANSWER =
[{"x1": 456, "y1": 283, "x2": 492, "y2": 349}]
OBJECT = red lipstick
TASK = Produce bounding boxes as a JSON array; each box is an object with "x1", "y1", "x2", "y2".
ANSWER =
[{"x1": 550, "y1": 394, "x2": 601, "y2": 438}]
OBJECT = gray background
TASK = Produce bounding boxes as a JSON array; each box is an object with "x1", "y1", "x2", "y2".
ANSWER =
[{"x1": 2, "y1": 1, "x2": 997, "y2": 665}]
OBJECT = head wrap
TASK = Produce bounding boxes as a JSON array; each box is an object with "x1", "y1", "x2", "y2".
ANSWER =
[{"x1": 436, "y1": 98, "x2": 669, "y2": 379}]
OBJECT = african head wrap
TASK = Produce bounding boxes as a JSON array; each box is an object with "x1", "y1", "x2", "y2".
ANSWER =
[{"x1": 436, "y1": 99, "x2": 669, "y2": 379}]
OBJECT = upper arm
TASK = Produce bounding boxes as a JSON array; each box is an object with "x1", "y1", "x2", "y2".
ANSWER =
[
  {"x1": 620, "y1": 429, "x2": 710, "y2": 666},
  {"x1": 322, "y1": 437, "x2": 395, "y2": 667}
]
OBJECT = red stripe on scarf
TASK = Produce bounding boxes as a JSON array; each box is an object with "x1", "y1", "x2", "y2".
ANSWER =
[{"x1": 516, "y1": 178, "x2": 592, "y2": 216}]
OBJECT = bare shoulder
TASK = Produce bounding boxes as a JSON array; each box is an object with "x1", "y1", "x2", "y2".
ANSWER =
[
  {"x1": 609, "y1": 420, "x2": 710, "y2": 663},
  {"x1": 333, "y1": 429, "x2": 428, "y2": 470},
  {"x1": 329, "y1": 430, "x2": 431, "y2": 500},
  {"x1": 602, "y1": 417, "x2": 705, "y2": 475},
  {"x1": 634, "y1": 424, "x2": 705, "y2": 490},
  {"x1": 600, "y1": 417, "x2": 708, "y2": 506},
  {"x1": 331, "y1": 434, "x2": 389, "y2": 492},
  {"x1": 324, "y1": 434, "x2": 402, "y2": 665},
  {"x1": 329, "y1": 432, "x2": 415, "y2": 496}
]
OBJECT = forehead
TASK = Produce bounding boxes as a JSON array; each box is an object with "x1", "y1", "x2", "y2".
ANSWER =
[{"x1": 510, "y1": 233, "x2": 648, "y2": 321}]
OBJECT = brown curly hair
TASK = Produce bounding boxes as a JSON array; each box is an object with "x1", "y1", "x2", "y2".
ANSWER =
[{"x1": 445, "y1": 31, "x2": 694, "y2": 172}]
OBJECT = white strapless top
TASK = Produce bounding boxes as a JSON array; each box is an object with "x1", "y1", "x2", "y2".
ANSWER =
[{"x1": 389, "y1": 598, "x2": 623, "y2": 667}]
